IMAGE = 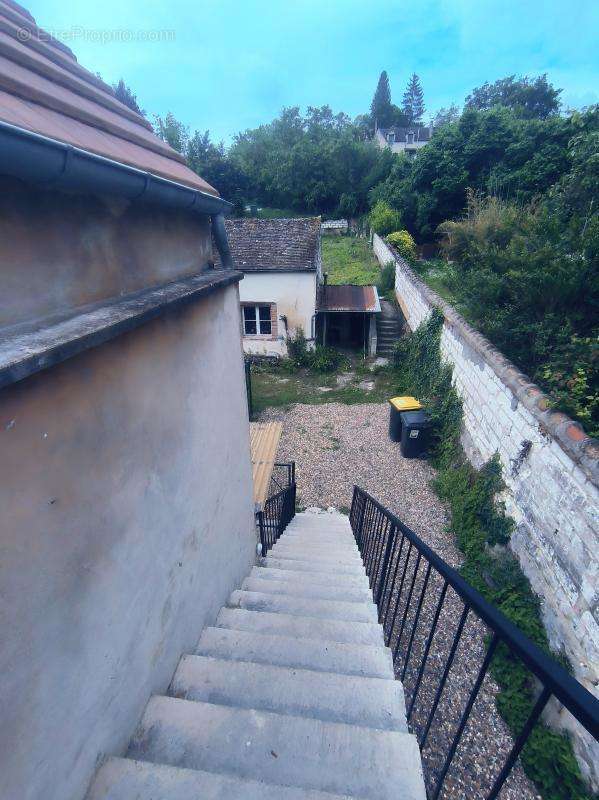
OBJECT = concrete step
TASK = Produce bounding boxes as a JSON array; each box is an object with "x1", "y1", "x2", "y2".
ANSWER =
[
  {"x1": 215, "y1": 607, "x2": 385, "y2": 647},
  {"x1": 262, "y1": 557, "x2": 365, "y2": 576},
  {"x1": 227, "y1": 590, "x2": 378, "y2": 624},
  {"x1": 170, "y1": 654, "x2": 407, "y2": 731},
  {"x1": 283, "y1": 526, "x2": 353, "y2": 538},
  {"x1": 127, "y1": 696, "x2": 426, "y2": 800},
  {"x1": 270, "y1": 546, "x2": 363, "y2": 565},
  {"x1": 197, "y1": 627, "x2": 393, "y2": 678},
  {"x1": 89, "y1": 757, "x2": 358, "y2": 800},
  {"x1": 249, "y1": 566, "x2": 370, "y2": 589},
  {"x1": 242, "y1": 576, "x2": 372, "y2": 604},
  {"x1": 276, "y1": 540, "x2": 358, "y2": 554}
]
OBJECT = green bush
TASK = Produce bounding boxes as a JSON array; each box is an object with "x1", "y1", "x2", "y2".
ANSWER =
[
  {"x1": 392, "y1": 311, "x2": 592, "y2": 800},
  {"x1": 286, "y1": 328, "x2": 311, "y2": 368},
  {"x1": 386, "y1": 229, "x2": 417, "y2": 261},
  {"x1": 369, "y1": 200, "x2": 402, "y2": 236},
  {"x1": 286, "y1": 329, "x2": 348, "y2": 373},
  {"x1": 377, "y1": 261, "x2": 395, "y2": 298},
  {"x1": 309, "y1": 346, "x2": 349, "y2": 373}
]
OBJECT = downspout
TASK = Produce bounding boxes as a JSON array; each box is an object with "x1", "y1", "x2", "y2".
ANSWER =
[{"x1": 211, "y1": 213, "x2": 234, "y2": 268}]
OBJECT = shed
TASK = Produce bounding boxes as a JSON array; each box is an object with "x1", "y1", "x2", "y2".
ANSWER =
[{"x1": 316, "y1": 284, "x2": 381, "y2": 355}]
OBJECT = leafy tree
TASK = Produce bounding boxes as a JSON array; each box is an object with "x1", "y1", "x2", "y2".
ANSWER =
[
  {"x1": 433, "y1": 104, "x2": 460, "y2": 127},
  {"x1": 402, "y1": 73, "x2": 425, "y2": 123},
  {"x1": 371, "y1": 71, "x2": 393, "y2": 128},
  {"x1": 154, "y1": 112, "x2": 189, "y2": 153},
  {"x1": 112, "y1": 79, "x2": 145, "y2": 116},
  {"x1": 465, "y1": 74, "x2": 561, "y2": 119},
  {"x1": 230, "y1": 105, "x2": 395, "y2": 215},
  {"x1": 371, "y1": 104, "x2": 572, "y2": 239},
  {"x1": 369, "y1": 200, "x2": 402, "y2": 235}
]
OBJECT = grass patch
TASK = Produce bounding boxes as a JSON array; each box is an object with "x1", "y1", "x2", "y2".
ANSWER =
[
  {"x1": 391, "y1": 310, "x2": 592, "y2": 800},
  {"x1": 322, "y1": 236, "x2": 381, "y2": 285},
  {"x1": 250, "y1": 359, "x2": 395, "y2": 415},
  {"x1": 254, "y1": 207, "x2": 306, "y2": 219}
]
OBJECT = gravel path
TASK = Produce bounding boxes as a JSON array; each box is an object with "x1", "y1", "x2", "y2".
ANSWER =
[{"x1": 258, "y1": 402, "x2": 540, "y2": 800}]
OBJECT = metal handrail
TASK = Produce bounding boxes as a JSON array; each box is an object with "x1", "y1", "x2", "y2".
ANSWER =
[
  {"x1": 350, "y1": 485, "x2": 599, "y2": 799},
  {"x1": 257, "y1": 463, "x2": 296, "y2": 555}
]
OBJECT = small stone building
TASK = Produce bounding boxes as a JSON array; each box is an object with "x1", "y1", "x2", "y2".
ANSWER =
[{"x1": 220, "y1": 217, "x2": 322, "y2": 356}]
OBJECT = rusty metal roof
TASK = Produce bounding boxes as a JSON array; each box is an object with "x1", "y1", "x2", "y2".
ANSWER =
[
  {"x1": 317, "y1": 284, "x2": 381, "y2": 313},
  {"x1": 0, "y1": 0, "x2": 218, "y2": 195}
]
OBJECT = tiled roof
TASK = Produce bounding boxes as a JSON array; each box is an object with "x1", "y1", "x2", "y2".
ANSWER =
[
  {"x1": 219, "y1": 218, "x2": 321, "y2": 271},
  {"x1": 379, "y1": 126, "x2": 432, "y2": 142},
  {"x1": 0, "y1": 0, "x2": 218, "y2": 195},
  {"x1": 317, "y1": 284, "x2": 380, "y2": 313}
]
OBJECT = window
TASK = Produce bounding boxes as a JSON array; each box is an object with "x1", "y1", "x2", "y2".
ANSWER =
[
  {"x1": 387, "y1": 132, "x2": 395, "y2": 144},
  {"x1": 407, "y1": 132, "x2": 415, "y2": 144},
  {"x1": 243, "y1": 304, "x2": 272, "y2": 336}
]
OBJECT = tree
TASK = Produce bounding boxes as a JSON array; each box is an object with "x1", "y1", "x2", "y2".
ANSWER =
[
  {"x1": 112, "y1": 79, "x2": 145, "y2": 116},
  {"x1": 153, "y1": 112, "x2": 189, "y2": 153},
  {"x1": 465, "y1": 75, "x2": 561, "y2": 119},
  {"x1": 433, "y1": 105, "x2": 460, "y2": 127},
  {"x1": 371, "y1": 71, "x2": 393, "y2": 129},
  {"x1": 402, "y1": 74, "x2": 425, "y2": 124}
]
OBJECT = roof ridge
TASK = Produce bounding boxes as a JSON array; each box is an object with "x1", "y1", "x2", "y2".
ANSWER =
[{"x1": 0, "y1": 1, "x2": 154, "y2": 132}]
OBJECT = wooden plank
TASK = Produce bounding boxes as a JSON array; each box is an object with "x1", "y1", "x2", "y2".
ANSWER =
[{"x1": 249, "y1": 422, "x2": 283, "y2": 509}]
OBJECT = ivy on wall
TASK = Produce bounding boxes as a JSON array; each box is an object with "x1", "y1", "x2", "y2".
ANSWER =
[{"x1": 391, "y1": 309, "x2": 594, "y2": 800}]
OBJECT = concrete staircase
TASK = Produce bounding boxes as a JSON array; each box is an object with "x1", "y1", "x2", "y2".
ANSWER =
[
  {"x1": 376, "y1": 298, "x2": 403, "y2": 356},
  {"x1": 87, "y1": 511, "x2": 426, "y2": 800}
]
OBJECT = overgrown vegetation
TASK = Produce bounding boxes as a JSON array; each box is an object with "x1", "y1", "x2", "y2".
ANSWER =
[
  {"x1": 386, "y1": 229, "x2": 417, "y2": 260},
  {"x1": 392, "y1": 310, "x2": 593, "y2": 800},
  {"x1": 322, "y1": 236, "x2": 381, "y2": 284}
]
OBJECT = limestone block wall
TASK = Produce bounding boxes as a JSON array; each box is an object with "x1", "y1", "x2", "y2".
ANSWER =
[{"x1": 373, "y1": 233, "x2": 599, "y2": 784}]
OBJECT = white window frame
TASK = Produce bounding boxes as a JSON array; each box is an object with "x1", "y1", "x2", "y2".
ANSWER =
[{"x1": 242, "y1": 304, "x2": 272, "y2": 337}]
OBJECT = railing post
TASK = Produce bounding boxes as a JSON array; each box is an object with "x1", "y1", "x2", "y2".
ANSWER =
[
  {"x1": 356, "y1": 491, "x2": 367, "y2": 549},
  {"x1": 375, "y1": 525, "x2": 396, "y2": 611},
  {"x1": 257, "y1": 510, "x2": 266, "y2": 556}
]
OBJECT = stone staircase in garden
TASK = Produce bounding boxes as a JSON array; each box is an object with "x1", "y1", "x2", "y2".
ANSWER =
[
  {"x1": 376, "y1": 299, "x2": 403, "y2": 357},
  {"x1": 87, "y1": 511, "x2": 426, "y2": 800}
]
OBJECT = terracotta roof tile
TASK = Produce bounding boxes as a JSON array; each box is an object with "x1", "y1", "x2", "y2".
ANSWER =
[
  {"x1": 0, "y1": 0, "x2": 218, "y2": 195},
  {"x1": 219, "y1": 217, "x2": 321, "y2": 271}
]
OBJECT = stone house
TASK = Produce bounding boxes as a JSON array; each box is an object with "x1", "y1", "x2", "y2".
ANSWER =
[
  {"x1": 374, "y1": 125, "x2": 432, "y2": 156},
  {"x1": 221, "y1": 217, "x2": 380, "y2": 356}
]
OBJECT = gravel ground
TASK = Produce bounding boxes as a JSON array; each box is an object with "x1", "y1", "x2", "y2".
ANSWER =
[{"x1": 258, "y1": 402, "x2": 540, "y2": 800}]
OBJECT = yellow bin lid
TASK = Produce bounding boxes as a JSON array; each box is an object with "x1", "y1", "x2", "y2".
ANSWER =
[{"x1": 389, "y1": 395, "x2": 422, "y2": 411}]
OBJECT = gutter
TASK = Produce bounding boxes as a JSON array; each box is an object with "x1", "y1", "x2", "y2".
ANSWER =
[
  {"x1": 0, "y1": 119, "x2": 236, "y2": 268},
  {"x1": 0, "y1": 118, "x2": 234, "y2": 218}
]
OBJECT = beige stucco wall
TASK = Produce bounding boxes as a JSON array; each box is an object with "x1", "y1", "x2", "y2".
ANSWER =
[
  {"x1": 0, "y1": 176, "x2": 212, "y2": 329},
  {"x1": 0, "y1": 284, "x2": 256, "y2": 800},
  {"x1": 238, "y1": 271, "x2": 317, "y2": 356}
]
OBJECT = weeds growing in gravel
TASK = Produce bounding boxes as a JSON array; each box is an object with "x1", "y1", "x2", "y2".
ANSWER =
[{"x1": 392, "y1": 309, "x2": 592, "y2": 800}]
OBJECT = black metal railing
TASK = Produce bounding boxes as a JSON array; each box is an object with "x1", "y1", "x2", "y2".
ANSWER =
[
  {"x1": 350, "y1": 486, "x2": 599, "y2": 800},
  {"x1": 244, "y1": 360, "x2": 253, "y2": 417},
  {"x1": 257, "y1": 462, "x2": 296, "y2": 555}
]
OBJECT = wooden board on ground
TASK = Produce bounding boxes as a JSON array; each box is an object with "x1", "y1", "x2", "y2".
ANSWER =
[{"x1": 250, "y1": 422, "x2": 283, "y2": 510}]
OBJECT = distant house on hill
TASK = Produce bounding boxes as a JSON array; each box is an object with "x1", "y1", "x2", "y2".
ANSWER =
[
  {"x1": 374, "y1": 125, "x2": 432, "y2": 156},
  {"x1": 220, "y1": 217, "x2": 380, "y2": 357}
]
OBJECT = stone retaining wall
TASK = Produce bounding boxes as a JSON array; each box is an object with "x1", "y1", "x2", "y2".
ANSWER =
[{"x1": 373, "y1": 233, "x2": 599, "y2": 785}]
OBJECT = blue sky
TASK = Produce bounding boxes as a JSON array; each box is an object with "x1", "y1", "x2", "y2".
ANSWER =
[{"x1": 29, "y1": 0, "x2": 599, "y2": 143}]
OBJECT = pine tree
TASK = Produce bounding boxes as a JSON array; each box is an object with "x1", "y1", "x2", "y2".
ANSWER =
[
  {"x1": 112, "y1": 79, "x2": 145, "y2": 116},
  {"x1": 402, "y1": 74, "x2": 425, "y2": 124},
  {"x1": 371, "y1": 71, "x2": 393, "y2": 129}
]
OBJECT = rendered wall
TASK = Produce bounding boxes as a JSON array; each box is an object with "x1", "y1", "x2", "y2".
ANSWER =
[
  {"x1": 238, "y1": 271, "x2": 317, "y2": 356},
  {"x1": 0, "y1": 176, "x2": 212, "y2": 328},
  {"x1": 0, "y1": 282, "x2": 256, "y2": 800},
  {"x1": 373, "y1": 232, "x2": 599, "y2": 784}
]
